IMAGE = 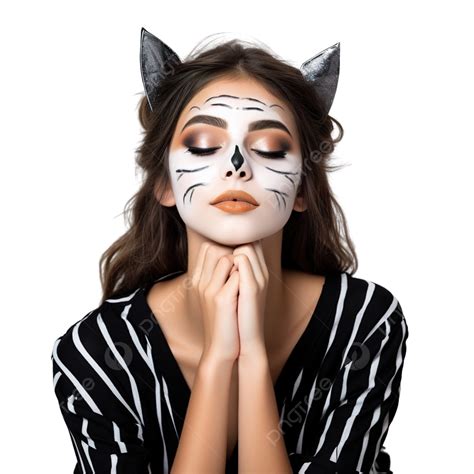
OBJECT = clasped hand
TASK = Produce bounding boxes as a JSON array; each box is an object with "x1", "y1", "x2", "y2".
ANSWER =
[{"x1": 230, "y1": 239, "x2": 269, "y2": 357}]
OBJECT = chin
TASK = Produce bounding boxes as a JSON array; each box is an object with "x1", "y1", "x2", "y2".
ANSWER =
[
  {"x1": 208, "y1": 232, "x2": 266, "y2": 247},
  {"x1": 212, "y1": 237, "x2": 253, "y2": 247},
  {"x1": 187, "y1": 219, "x2": 284, "y2": 247}
]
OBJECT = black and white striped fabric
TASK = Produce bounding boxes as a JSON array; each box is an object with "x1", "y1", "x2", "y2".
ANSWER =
[{"x1": 51, "y1": 270, "x2": 409, "y2": 473}]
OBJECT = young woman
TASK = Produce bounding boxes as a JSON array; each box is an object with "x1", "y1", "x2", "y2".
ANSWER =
[{"x1": 51, "y1": 28, "x2": 409, "y2": 474}]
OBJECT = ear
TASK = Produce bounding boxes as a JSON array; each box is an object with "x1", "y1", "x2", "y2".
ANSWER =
[
  {"x1": 293, "y1": 184, "x2": 307, "y2": 212},
  {"x1": 140, "y1": 27, "x2": 182, "y2": 111},
  {"x1": 300, "y1": 42, "x2": 340, "y2": 118},
  {"x1": 293, "y1": 194, "x2": 307, "y2": 212},
  {"x1": 154, "y1": 180, "x2": 176, "y2": 207}
]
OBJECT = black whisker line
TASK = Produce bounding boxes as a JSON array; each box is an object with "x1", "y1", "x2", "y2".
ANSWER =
[
  {"x1": 204, "y1": 94, "x2": 239, "y2": 103},
  {"x1": 264, "y1": 166, "x2": 299, "y2": 175},
  {"x1": 241, "y1": 97, "x2": 268, "y2": 106},
  {"x1": 264, "y1": 188, "x2": 289, "y2": 210},
  {"x1": 175, "y1": 165, "x2": 209, "y2": 181},
  {"x1": 183, "y1": 183, "x2": 206, "y2": 205},
  {"x1": 275, "y1": 192, "x2": 282, "y2": 210},
  {"x1": 175, "y1": 166, "x2": 209, "y2": 173},
  {"x1": 265, "y1": 188, "x2": 289, "y2": 197}
]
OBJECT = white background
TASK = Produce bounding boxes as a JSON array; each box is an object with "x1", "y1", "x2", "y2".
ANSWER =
[{"x1": 1, "y1": 1, "x2": 472, "y2": 472}]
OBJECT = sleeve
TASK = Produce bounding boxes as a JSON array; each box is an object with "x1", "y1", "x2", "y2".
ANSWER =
[
  {"x1": 51, "y1": 325, "x2": 152, "y2": 474},
  {"x1": 288, "y1": 302, "x2": 409, "y2": 474}
]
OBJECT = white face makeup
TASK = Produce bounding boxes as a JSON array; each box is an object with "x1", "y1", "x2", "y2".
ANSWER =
[{"x1": 164, "y1": 76, "x2": 305, "y2": 246}]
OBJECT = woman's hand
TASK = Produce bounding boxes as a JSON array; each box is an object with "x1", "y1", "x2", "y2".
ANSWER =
[
  {"x1": 231, "y1": 240, "x2": 269, "y2": 357},
  {"x1": 191, "y1": 242, "x2": 240, "y2": 363}
]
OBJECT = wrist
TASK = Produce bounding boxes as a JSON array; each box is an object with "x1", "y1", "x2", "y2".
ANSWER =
[
  {"x1": 238, "y1": 344, "x2": 268, "y2": 365},
  {"x1": 198, "y1": 350, "x2": 236, "y2": 374}
]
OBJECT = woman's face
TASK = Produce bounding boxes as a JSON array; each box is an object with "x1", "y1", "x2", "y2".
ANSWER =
[{"x1": 161, "y1": 75, "x2": 306, "y2": 246}]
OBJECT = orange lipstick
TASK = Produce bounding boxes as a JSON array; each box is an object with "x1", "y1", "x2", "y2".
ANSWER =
[{"x1": 210, "y1": 189, "x2": 259, "y2": 214}]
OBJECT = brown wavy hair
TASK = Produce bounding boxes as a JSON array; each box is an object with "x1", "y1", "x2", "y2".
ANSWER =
[{"x1": 98, "y1": 37, "x2": 357, "y2": 304}]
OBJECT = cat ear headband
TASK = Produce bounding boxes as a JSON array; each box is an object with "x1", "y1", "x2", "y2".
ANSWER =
[{"x1": 139, "y1": 27, "x2": 340, "y2": 116}]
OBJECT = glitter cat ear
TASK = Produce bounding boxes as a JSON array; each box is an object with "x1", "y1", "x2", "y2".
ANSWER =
[
  {"x1": 140, "y1": 27, "x2": 182, "y2": 111},
  {"x1": 300, "y1": 42, "x2": 340, "y2": 117}
]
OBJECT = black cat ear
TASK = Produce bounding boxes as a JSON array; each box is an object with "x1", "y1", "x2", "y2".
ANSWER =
[
  {"x1": 140, "y1": 27, "x2": 182, "y2": 111},
  {"x1": 300, "y1": 42, "x2": 340, "y2": 117}
]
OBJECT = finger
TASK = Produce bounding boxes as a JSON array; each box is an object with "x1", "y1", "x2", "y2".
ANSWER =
[
  {"x1": 222, "y1": 267, "x2": 240, "y2": 294},
  {"x1": 234, "y1": 254, "x2": 257, "y2": 291},
  {"x1": 201, "y1": 244, "x2": 233, "y2": 289},
  {"x1": 234, "y1": 244, "x2": 264, "y2": 286},
  {"x1": 208, "y1": 255, "x2": 235, "y2": 290}
]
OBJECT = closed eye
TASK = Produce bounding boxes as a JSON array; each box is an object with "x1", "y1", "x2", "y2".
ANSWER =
[
  {"x1": 185, "y1": 146, "x2": 287, "y2": 159},
  {"x1": 251, "y1": 148, "x2": 287, "y2": 159},
  {"x1": 186, "y1": 146, "x2": 221, "y2": 156}
]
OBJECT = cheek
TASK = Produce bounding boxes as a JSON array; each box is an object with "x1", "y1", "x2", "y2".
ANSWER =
[
  {"x1": 168, "y1": 152, "x2": 219, "y2": 207},
  {"x1": 253, "y1": 162, "x2": 301, "y2": 198}
]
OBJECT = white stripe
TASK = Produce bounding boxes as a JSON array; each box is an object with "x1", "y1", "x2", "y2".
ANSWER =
[
  {"x1": 291, "y1": 368, "x2": 304, "y2": 401},
  {"x1": 53, "y1": 371, "x2": 62, "y2": 389},
  {"x1": 52, "y1": 338, "x2": 102, "y2": 415},
  {"x1": 298, "y1": 461, "x2": 312, "y2": 473},
  {"x1": 323, "y1": 273, "x2": 348, "y2": 360},
  {"x1": 68, "y1": 429, "x2": 86, "y2": 473},
  {"x1": 295, "y1": 272, "x2": 348, "y2": 454},
  {"x1": 118, "y1": 302, "x2": 175, "y2": 467},
  {"x1": 146, "y1": 339, "x2": 171, "y2": 474},
  {"x1": 160, "y1": 363, "x2": 179, "y2": 436},
  {"x1": 71, "y1": 316, "x2": 142, "y2": 427},
  {"x1": 372, "y1": 410, "x2": 391, "y2": 470},
  {"x1": 357, "y1": 318, "x2": 407, "y2": 469},
  {"x1": 314, "y1": 399, "x2": 348, "y2": 455},
  {"x1": 144, "y1": 334, "x2": 179, "y2": 438},
  {"x1": 328, "y1": 320, "x2": 392, "y2": 461},
  {"x1": 96, "y1": 313, "x2": 145, "y2": 426},
  {"x1": 339, "y1": 282, "x2": 375, "y2": 401},
  {"x1": 279, "y1": 397, "x2": 287, "y2": 427},
  {"x1": 296, "y1": 372, "x2": 319, "y2": 454},
  {"x1": 357, "y1": 406, "x2": 379, "y2": 469},
  {"x1": 119, "y1": 302, "x2": 177, "y2": 446},
  {"x1": 110, "y1": 453, "x2": 118, "y2": 473},
  {"x1": 112, "y1": 421, "x2": 127, "y2": 453},
  {"x1": 362, "y1": 295, "x2": 399, "y2": 344},
  {"x1": 319, "y1": 281, "x2": 375, "y2": 422},
  {"x1": 81, "y1": 439, "x2": 95, "y2": 473},
  {"x1": 67, "y1": 394, "x2": 77, "y2": 414},
  {"x1": 135, "y1": 421, "x2": 144, "y2": 447},
  {"x1": 118, "y1": 301, "x2": 165, "y2": 440},
  {"x1": 119, "y1": 304, "x2": 151, "y2": 366},
  {"x1": 106, "y1": 288, "x2": 140, "y2": 303},
  {"x1": 82, "y1": 418, "x2": 96, "y2": 449},
  {"x1": 105, "y1": 271, "x2": 183, "y2": 304}
]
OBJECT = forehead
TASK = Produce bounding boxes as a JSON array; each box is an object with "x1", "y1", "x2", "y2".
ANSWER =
[{"x1": 176, "y1": 75, "x2": 297, "y2": 131}]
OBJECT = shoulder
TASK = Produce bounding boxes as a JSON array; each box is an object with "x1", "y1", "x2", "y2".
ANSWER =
[
  {"x1": 332, "y1": 271, "x2": 408, "y2": 342},
  {"x1": 50, "y1": 285, "x2": 155, "y2": 420},
  {"x1": 51, "y1": 284, "x2": 152, "y2": 390}
]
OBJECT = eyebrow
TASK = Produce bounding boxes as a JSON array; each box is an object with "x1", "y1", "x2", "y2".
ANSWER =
[{"x1": 180, "y1": 114, "x2": 292, "y2": 138}]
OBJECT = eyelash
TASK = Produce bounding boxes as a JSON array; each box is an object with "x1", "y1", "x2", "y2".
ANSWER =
[{"x1": 186, "y1": 146, "x2": 287, "y2": 159}]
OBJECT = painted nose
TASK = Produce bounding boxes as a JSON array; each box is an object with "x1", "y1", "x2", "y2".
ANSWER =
[{"x1": 230, "y1": 145, "x2": 244, "y2": 172}]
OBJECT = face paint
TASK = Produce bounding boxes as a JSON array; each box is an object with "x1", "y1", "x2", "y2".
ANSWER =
[{"x1": 167, "y1": 78, "x2": 303, "y2": 246}]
